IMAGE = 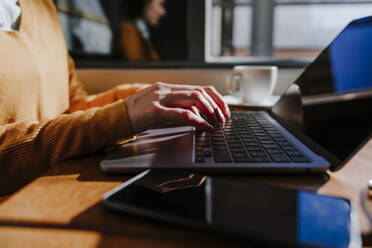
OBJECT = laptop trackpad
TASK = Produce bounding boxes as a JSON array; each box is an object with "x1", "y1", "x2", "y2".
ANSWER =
[{"x1": 101, "y1": 126, "x2": 195, "y2": 171}]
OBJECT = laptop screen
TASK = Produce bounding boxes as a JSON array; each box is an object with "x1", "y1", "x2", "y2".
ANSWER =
[
  {"x1": 290, "y1": 16, "x2": 372, "y2": 168},
  {"x1": 297, "y1": 16, "x2": 372, "y2": 96}
]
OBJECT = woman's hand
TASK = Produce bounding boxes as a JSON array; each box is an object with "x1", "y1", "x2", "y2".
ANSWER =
[{"x1": 124, "y1": 82, "x2": 231, "y2": 134}]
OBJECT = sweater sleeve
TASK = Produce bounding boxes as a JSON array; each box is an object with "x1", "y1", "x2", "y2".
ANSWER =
[
  {"x1": 0, "y1": 100, "x2": 132, "y2": 196},
  {"x1": 67, "y1": 55, "x2": 149, "y2": 113},
  {"x1": 0, "y1": 56, "x2": 149, "y2": 196},
  {"x1": 119, "y1": 22, "x2": 147, "y2": 61}
]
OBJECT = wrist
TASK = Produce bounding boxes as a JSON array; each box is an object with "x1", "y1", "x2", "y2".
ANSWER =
[{"x1": 124, "y1": 97, "x2": 137, "y2": 134}]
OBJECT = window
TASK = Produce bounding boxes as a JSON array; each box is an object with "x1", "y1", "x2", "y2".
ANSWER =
[
  {"x1": 205, "y1": 0, "x2": 372, "y2": 62},
  {"x1": 56, "y1": 0, "x2": 113, "y2": 56},
  {"x1": 55, "y1": 0, "x2": 191, "y2": 62}
]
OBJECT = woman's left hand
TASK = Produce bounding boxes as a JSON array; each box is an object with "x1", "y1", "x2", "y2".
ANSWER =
[{"x1": 124, "y1": 82, "x2": 231, "y2": 134}]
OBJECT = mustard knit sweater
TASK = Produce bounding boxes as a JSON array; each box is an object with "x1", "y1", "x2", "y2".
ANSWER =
[
  {"x1": 118, "y1": 21, "x2": 159, "y2": 61},
  {"x1": 0, "y1": 0, "x2": 147, "y2": 195}
]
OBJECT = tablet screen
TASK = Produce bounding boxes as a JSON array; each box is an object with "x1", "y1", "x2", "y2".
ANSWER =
[{"x1": 103, "y1": 170, "x2": 354, "y2": 248}]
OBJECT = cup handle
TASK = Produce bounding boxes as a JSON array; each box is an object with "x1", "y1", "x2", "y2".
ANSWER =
[
  {"x1": 267, "y1": 66, "x2": 279, "y2": 100},
  {"x1": 228, "y1": 73, "x2": 242, "y2": 97}
]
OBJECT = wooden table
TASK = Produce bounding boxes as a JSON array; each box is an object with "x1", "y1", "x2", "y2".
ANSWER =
[{"x1": 0, "y1": 136, "x2": 371, "y2": 247}]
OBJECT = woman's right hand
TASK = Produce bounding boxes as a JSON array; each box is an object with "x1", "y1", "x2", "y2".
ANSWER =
[{"x1": 124, "y1": 82, "x2": 231, "y2": 134}]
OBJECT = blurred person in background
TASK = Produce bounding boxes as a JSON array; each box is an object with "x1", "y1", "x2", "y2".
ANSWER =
[{"x1": 116, "y1": 0, "x2": 166, "y2": 61}]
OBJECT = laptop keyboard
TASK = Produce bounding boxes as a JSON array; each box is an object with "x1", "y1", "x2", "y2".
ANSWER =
[{"x1": 194, "y1": 112, "x2": 311, "y2": 163}]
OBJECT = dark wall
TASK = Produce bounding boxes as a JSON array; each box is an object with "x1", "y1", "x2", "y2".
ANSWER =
[
  {"x1": 187, "y1": 0, "x2": 205, "y2": 61},
  {"x1": 151, "y1": 0, "x2": 188, "y2": 60},
  {"x1": 100, "y1": 0, "x2": 123, "y2": 22}
]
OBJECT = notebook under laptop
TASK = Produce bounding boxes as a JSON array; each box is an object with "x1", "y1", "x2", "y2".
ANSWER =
[{"x1": 100, "y1": 16, "x2": 372, "y2": 174}]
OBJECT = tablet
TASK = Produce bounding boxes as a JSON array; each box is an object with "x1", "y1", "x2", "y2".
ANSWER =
[{"x1": 102, "y1": 170, "x2": 361, "y2": 248}]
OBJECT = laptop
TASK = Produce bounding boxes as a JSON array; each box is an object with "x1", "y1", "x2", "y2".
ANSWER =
[{"x1": 100, "y1": 16, "x2": 372, "y2": 174}]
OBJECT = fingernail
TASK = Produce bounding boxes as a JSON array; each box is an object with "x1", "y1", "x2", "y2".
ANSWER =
[
  {"x1": 217, "y1": 109, "x2": 225, "y2": 123},
  {"x1": 226, "y1": 108, "x2": 231, "y2": 118},
  {"x1": 221, "y1": 114, "x2": 226, "y2": 123}
]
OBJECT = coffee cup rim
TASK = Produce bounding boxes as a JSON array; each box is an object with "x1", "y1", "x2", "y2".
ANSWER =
[{"x1": 233, "y1": 65, "x2": 278, "y2": 71}]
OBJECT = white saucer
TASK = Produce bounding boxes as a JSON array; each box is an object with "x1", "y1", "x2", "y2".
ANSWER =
[{"x1": 223, "y1": 95, "x2": 280, "y2": 108}]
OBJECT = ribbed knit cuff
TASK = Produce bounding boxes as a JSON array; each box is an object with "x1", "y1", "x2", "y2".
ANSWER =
[{"x1": 101, "y1": 99, "x2": 135, "y2": 142}]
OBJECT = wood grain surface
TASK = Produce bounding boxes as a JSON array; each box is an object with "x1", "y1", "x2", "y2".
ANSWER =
[{"x1": 0, "y1": 138, "x2": 371, "y2": 247}]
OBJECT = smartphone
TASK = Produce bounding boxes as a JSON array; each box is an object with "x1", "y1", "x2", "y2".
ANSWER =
[{"x1": 102, "y1": 170, "x2": 361, "y2": 248}]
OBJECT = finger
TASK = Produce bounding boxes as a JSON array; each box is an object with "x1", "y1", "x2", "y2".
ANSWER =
[
  {"x1": 170, "y1": 87, "x2": 224, "y2": 124},
  {"x1": 190, "y1": 106, "x2": 217, "y2": 127},
  {"x1": 154, "y1": 102, "x2": 213, "y2": 130},
  {"x1": 195, "y1": 88, "x2": 225, "y2": 124},
  {"x1": 216, "y1": 107, "x2": 225, "y2": 124},
  {"x1": 203, "y1": 86, "x2": 231, "y2": 118},
  {"x1": 170, "y1": 86, "x2": 227, "y2": 123},
  {"x1": 159, "y1": 91, "x2": 218, "y2": 125},
  {"x1": 190, "y1": 106, "x2": 202, "y2": 119},
  {"x1": 155, "y1": 83, "x2": 229, "y2": 121}
]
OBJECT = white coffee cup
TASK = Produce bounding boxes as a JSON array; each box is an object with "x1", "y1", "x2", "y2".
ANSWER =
[{"x1": 228, "y1": 65, "x2": 278, "y2": 105}]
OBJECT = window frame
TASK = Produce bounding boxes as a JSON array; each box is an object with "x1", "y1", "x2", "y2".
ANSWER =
[{"x1": 204, "y1": 0, "x2": 372, "y2": 65}]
